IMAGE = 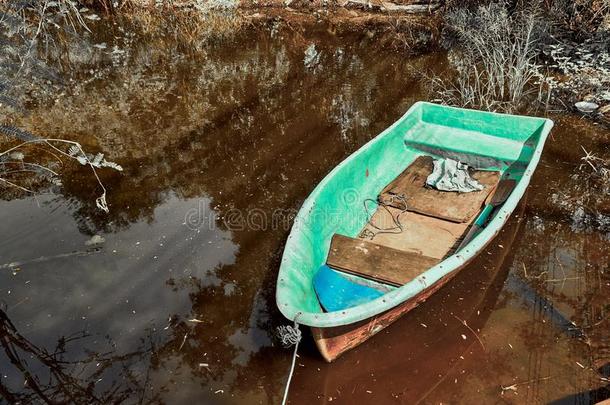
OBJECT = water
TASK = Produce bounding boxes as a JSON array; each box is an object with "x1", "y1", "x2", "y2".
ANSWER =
[{"x1": 0, "y1": 17, "x2": 608, "y2": 404}]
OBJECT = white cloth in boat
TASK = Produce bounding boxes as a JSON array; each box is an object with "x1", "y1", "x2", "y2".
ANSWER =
[{"x1": 426, "y1": 158, "x2": 484, "y2": 193}]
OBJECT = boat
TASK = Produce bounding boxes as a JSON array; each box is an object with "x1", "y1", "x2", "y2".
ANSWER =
[
  {"x1": 275, "y1": 102, "x2": 554, "y2": 362},
  {"x1": 291, "y1": 201, "x2": 527, "y2": 402}
]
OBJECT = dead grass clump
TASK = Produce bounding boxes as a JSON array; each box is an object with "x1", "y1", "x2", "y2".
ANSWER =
[
  {"x1": 0, "y1": 0, "x2": 91, "y2": 110},
  {"x1": 580, "y1": 146, "x2": 610, "y2": 193},
  {"x1": 384, "y1": 15, "x2": 441, "y2": 54},
  {"x1": 543, "y1": 0, "x2": 610, "y2": 39},
  {"x1": 431, "y1": 2, "x2": 547, "y2": 113},
  {"x1": 115, "y1": 0, "x2": 247, "y2": 48}
]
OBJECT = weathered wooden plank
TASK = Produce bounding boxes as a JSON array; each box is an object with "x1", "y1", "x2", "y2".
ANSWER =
[
  {"x1": 358, "y1": 207, "x2": 471, "y2": 259},
  {"x1": 327, "y1": 234, "x2": 439, "y2": 287},
  {"x1": 379, "y1": 155, "x2": 500, "y2": 223}
]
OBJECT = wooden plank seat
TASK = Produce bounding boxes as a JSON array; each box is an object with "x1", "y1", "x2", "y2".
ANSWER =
[
  {"x1": 313, "y1": 155, "x2": 499, "y2": 311},
  {"x1": 326, "y1": 234, "x2": 440, "y2": 287},
  {"x1": 358, "y1": 206, "x2": 472, "y2": 260},
  {"x1": 379, "y1": 155, "x2": 500, "y2": 223}
]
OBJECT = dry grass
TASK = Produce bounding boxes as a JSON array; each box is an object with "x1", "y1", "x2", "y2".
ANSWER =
[
  {"x1": 117, "y1": 1, "x2": 247, "y2": 48},
  {"x1": 0, "y1": 0, "x2": 90, "y2": 50},
  {"x1": 430, "y1": 2, "x2": 548, "y2": 113},
  {"x1": 580, "y1": 146, "x2": 610, "y2": 191},
  {"x1": 0, "y1": 0, "x2": 91, "y2": 101},
  {"x1": 543, "y1": 0, "x2": 610, "y2": 36}
]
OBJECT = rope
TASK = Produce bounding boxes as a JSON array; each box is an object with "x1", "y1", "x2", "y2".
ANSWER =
[
  {"x1": 277, "y1": 314, "x2": 302, "y2": 405},
  {"x1": 275, "y1": 195, "x2": 408, "y2": 403},
  {"x1": 277, "y1": 323, "x2": 301, "y2": 347},
  {"x1": 360, "y1": 193, "x2": 409, "y2": 240}
]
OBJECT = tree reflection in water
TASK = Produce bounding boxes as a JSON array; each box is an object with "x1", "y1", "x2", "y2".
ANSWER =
[{"x1": 0, "y1": 308, "x2": 156, "y2": 403}]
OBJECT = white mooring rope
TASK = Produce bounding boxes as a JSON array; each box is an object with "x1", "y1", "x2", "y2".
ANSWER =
[{"x1": 277, "y1": 314, "x2": 302, "y2": 405}]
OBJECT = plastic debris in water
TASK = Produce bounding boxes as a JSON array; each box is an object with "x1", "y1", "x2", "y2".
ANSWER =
[{"x1": 575, "y1": 101, "x2": 599, "y2": 113}]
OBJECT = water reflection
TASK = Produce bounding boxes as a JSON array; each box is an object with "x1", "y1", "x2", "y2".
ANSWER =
[
  {"x1": 0, "y1": 193, "x2": 238, "y2": 401},
  {"x1": 0, "y1": 15, "x2": 608, "y2": 404},
  {"x1": 1, "y1": 17, "x2": 436, "y2": 403}
]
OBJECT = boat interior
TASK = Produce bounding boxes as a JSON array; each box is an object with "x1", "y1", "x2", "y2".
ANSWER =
[
  {"x1": 277, "y1": 103, "x2": 551, "y2": 321},
  {"x1": 313, "y1": 154, "x2": 506, "y2": 313}
]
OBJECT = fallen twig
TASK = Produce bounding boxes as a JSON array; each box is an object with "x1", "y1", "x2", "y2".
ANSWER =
[
  {"x1": 500, "y1": 375, "x2": 553, "y2": 395},
  {"x1": 453, "y1": 315, "x2": 485, "y2": 351},
  {"x1": 178, "y1": 333, "x2": 188, "y2": 351},
  {"x1": 0, "y1": 249, "x2": 101, "y2": 270}
]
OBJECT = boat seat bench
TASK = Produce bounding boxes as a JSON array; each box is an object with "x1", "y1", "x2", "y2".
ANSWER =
[
  {"x1": 379, "y1": 155, "x2": 500, "y2": 223},
  {"x1": 313, "y1": 155, "x2": 499, "y2": 312},
  {"x1": 326, "y1": 234, "x2": 440, "y2": 287},
  {"x1": 358, "y1": 207, "x2": 472, "y2": 260},
  {"x1": 313, "y1": 234, "x2": 440, "y2": 312}
]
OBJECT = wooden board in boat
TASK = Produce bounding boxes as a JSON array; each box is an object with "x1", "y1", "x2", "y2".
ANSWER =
[
  {"x1": 326, "y1": 234, "x2": 439, "y2": 287},
  {"x1": 358, "y1": 207, "x2": 472, "y2": 260},
  {"x1": 379, "y1": 156, "x2": 500, "y2": 223}
]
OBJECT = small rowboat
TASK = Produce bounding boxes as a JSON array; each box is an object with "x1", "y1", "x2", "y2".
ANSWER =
[{"x1": 276, "y1": 102, "x2": 553, "y2": 362}]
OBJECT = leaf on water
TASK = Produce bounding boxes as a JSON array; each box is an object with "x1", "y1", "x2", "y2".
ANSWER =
[
  {"x1": 85, "y1": 235, "x2": 105, "y2": 246},
  {"x1": 100, "y1": 160, "x2": 123, "y2": 171},
  {"x1": 575, "y1": 101, "x2": 599, "y2": 113},
  {"x1": 179, "y1": 333, "x2": 188, "y2": 351},
  {"x1": 68, "y1": 144, "x2": 82, "y2": 157},
  {"x1": 91, "y1": 152, "x2": 104, "y2": 167}
]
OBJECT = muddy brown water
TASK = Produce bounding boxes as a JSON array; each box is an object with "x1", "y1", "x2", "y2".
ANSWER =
[{"x1": 0, "y1": 19, "x2": 608, "y2": 404}]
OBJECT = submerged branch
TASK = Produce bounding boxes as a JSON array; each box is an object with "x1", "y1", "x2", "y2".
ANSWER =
[{"x1": 0, "y1": 131, "x2": 122, "y2": 213}]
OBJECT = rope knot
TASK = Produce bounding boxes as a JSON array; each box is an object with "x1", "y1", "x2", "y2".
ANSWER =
[
  {"x1": 276, "y1": 323, "x2": 301, "y2": 348},
  {"x1": 278, "y1": 314, "x2": 302, "y2": 405}
]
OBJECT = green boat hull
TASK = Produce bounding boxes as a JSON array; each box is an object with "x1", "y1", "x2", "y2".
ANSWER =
[{"x1": 276, "y1": 102, "x2": 553, "y2": 329}]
